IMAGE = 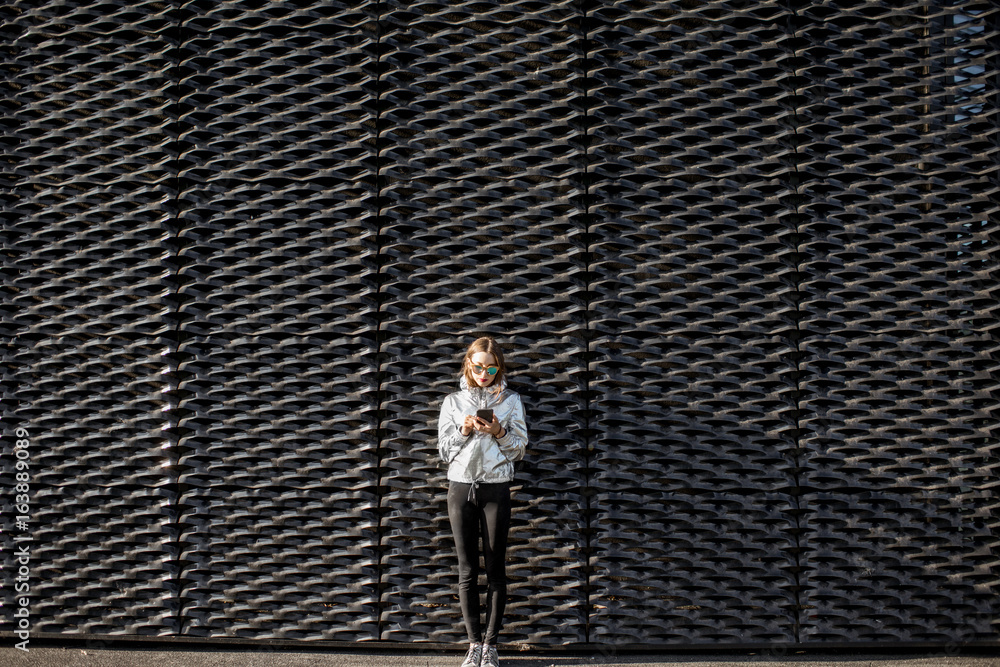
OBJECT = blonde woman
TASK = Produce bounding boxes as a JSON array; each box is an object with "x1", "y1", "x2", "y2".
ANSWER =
[{"x1": 438, "y1": 336, "x2": 528, "y2": 667}]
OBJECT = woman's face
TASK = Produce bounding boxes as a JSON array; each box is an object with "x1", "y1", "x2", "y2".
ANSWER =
[{"x1": 468, "y1": 351, "x2": 499, "y2": 388}]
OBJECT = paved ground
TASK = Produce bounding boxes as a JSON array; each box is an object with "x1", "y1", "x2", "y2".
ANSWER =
[{"x1": 0, "y1": 648, "x2": 996, "y2": 667}]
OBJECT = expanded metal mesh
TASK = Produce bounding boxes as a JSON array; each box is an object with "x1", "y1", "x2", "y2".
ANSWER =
[{"x1": 1, "y1": 0, "x2": 997, "y2": 647}]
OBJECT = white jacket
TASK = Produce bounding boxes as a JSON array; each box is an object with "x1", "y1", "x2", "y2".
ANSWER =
[{"x1": 437, "y1": 376, "x2": 528, "y2": 483}]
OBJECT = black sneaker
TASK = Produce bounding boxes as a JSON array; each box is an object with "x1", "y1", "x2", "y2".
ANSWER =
[
  {"x1": 481, "y1": 644, "x2": 500, "y2": 667},
  {"x1": 461, "y1": 643, "x2": 483, "y2": 667}
]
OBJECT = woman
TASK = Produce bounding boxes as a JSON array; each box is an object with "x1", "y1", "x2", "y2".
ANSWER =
[{"x1": 438, "y1": 336, "x2": 528, "y2": 667}]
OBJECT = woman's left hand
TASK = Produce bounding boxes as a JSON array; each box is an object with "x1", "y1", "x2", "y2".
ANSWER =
[
  {"x1": 471, "y1": 414, "x2": 505, "y2": 438},
  {"x1": 485, "y1": 415, "x2": 505, "y2": 438}
]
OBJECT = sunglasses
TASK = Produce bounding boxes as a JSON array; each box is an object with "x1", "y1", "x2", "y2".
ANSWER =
[{"x1": 471, "y1": 364, "x2": 500, "y2": 376}]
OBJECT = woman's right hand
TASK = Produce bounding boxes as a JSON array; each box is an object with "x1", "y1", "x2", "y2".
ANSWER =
[
  {"x1": 461, "y1": 414, "x2": 492, "y2": 436},
  {"x1": 460, "y1": 414, "x2": 479, "y2": 436}
]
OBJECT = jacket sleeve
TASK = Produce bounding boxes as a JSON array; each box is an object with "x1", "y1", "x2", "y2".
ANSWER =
[
  {"x1": 438, "y1": 394, "x2": 470, "y2": 464},
  {"x1": 495, "y1": 394, "x2": 528, "y2": 463}
]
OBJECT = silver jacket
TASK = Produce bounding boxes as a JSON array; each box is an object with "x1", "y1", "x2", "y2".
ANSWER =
[{"x1": 438, "y1": 376, "x2": 528, "y2": 484}]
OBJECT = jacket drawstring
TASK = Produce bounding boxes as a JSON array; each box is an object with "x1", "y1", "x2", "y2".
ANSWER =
[{"x1": 467, "y1": 480, "x2": 480, "y2": 504}]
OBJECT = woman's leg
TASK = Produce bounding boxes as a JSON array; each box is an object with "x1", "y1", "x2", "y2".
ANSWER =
[
  {"x1": 448, "y1": 481, "x2": 482, "y2": 643},
  {"x1": 479, "y1": 482, "x2": 511, "y2": 645}
]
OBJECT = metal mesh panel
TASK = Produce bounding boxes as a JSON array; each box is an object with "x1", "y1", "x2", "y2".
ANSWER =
[
  {"x1": 1, "y1": 0, "x2": 997, "y2": 648},
  {"x1": 0, "y1": 1, "x2": 177, "y2": 634},
  {"x1": 790, "y1": 2, "x2": 1000, "y2": 643},
  {"x1": 171, "y1": 0, "x2": 382, "y2": 639},
  {"x1": 580, "y1": 1, "x2": 804, "y2": 644},
  {"x1": 375, "y1": 0, "x2": 590, "y2": 643}
]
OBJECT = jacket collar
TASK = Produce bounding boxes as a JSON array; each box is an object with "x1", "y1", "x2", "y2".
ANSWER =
[{"x1": 460, "y1": 375, "x2": 507, "y2": 394}]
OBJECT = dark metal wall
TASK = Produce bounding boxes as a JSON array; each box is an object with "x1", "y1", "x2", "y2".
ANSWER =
[{"x1": 1, "y1": 0, "x2": 998, "y2": 647}]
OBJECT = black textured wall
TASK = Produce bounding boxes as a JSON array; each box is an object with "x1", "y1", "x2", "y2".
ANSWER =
[{"x1": 1, "y1": 0, "x2": 998, "y2": 648}]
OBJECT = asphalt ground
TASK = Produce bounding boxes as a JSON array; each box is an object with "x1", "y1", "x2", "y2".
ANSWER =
[{"x1": 0, "y1": 647, "x2": 996, "y2": 667}]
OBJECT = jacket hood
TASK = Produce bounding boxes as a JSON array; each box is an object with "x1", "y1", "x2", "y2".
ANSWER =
[{"x1": 460, "y1": 375, "x2": 507, "y2": 394}]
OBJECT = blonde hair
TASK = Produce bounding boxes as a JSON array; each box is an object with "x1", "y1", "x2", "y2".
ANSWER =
[{"x1": 461, "y1": 336, "x2": 507, "y2": 394}]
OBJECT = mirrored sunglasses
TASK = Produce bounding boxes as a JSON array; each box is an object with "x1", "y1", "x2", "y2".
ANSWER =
[{"x1": 471, "y1": 364, "x2": 500, "y2": 376}]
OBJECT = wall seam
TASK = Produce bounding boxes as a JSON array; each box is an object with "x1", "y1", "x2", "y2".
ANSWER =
[
  {"x1": 781, "y1": 3, "x2": 812, "y2": 645},
  {"x1": 167, "y1": 0, "x2": 187, "y2": 637},
  {"x1": 578, "y1": 0, "x2": 595, "y2": 645},
  {"x1": 373, "y1": 0, "x2": 387, "y2": 641}
]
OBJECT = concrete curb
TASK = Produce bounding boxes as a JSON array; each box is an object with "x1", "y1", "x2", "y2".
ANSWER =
[{"x1": 1, "y1": 647, "x2": 998, "y2": 667}]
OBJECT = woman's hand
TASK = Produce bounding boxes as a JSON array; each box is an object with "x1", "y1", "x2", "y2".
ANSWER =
[
  {"x1": 461, "y1": 414, "x2": 503, "y2": 437},
  {"x1": 461, "y1": 414, "x2": 505, "y2": 438},
  {"x1": 485, "y1": 414, "x2": 506, "y2": 438},
  {"x1": 460, "y1": 415, "x2": 479, "y2": 436}
]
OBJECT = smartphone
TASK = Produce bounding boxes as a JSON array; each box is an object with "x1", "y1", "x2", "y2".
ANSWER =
[{"x1": 476, "y1": 409, "x2": 493, "y2": 423}]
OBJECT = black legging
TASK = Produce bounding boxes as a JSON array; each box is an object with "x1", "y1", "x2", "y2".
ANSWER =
[{"x1": 447, "y1": 481, "x2": 511, "y2": 645}]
